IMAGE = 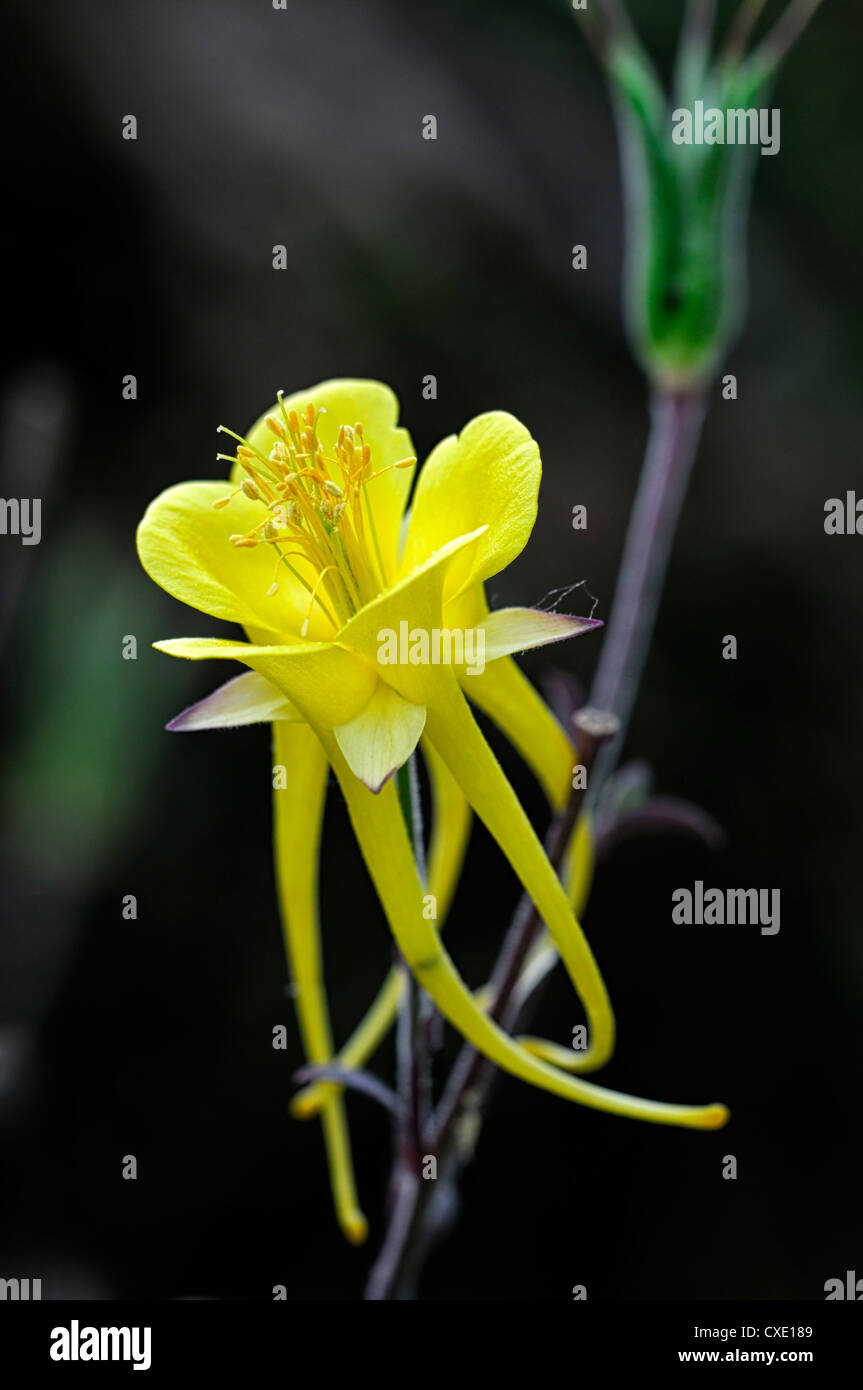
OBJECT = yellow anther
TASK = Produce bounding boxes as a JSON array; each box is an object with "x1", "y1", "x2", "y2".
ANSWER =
[
  {"x1": 212, "y1": 496, "x2": 233, "y2": 509},
  {"x1": 362, "y1": 457, "x2": 417, "y2": 487},
  {"x1": 305, "y1": 402, "x2": 316, "y2": 427},
  {"x1": 263, "y1": 519, "x2": 281, "y2": 541},
  {"x1": 288, "y1": 409, "x2": 300, "y2": 433},
  {"x1": 323, "y1": 481, "x2": 343, "y2": 498},
  {"x1": 269, "y1": 441, "x2": 289, "y2": 465},
  {"x1": 267, "y1": 582, "x2": 279, "y2": 597},
  {"x1": 266, "y1": 414, "x2": 286, "y2": 439},
  {"x1": 321, "y1": 497, "x2": 348, "y2": 525},
  {"x1": 241, "y1": 479, "x2": 260, "y2": 500}
]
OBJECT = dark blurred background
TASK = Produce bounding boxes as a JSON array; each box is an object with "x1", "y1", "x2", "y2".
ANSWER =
[{"x1": 1, "y1": 0, "x2": 860, "y2": 1300}]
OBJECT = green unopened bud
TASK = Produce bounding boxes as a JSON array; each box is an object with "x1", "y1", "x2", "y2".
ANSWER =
[{"x1": 581, "y1": 0, "x2": 823, "y2": 389}]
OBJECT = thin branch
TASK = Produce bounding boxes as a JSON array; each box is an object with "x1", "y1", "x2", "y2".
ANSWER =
[
  {"x1": 364, "y1": 756, "x2": 433, "y2": 1300},
  {"x1": 293, "y1": 1064, "x2": 403, "y2": 1117},
  {"x1": 364, "y1": 1169, "x2": 423, "y2": 1301},
  {"x1": 722, "y1": 0, "x2": 769, "y2": 64},
  {"x1": 683, "y1": 0, "x2": 717, "y2": 50},
  {"x1": 674, "y1": 0, "x2": 716, "y2": 96},
  {"x1": 596, "y1": 795, "x2": 726, "y2": 855},
  {"x1": 572, "y1": 0, "x2": 640, "y2": 63},
  {"x1": 749, "y1": 0, "x2": 825, "y2": 73},
  {"x1": 586, "y1": 390, "x2": 707, "y2": 805}
]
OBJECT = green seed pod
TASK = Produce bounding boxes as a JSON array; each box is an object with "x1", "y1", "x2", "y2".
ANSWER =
[{"x1": 590, "y1": 1, "x2": 820, "y2": 388}]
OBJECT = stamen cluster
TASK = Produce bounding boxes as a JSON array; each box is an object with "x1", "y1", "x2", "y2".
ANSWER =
[{"x1": 213, "y1": 396, "x2": 414, "y2": 635}]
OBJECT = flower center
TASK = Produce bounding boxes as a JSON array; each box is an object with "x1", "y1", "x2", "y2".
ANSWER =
[{"x1": 213, "y1": 397, "x2": 414, "y2": 636}]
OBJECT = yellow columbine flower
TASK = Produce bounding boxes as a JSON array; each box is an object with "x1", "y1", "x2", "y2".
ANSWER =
[{"x1": 137, "y1": 379, "x2": 727, "y2": 1241}]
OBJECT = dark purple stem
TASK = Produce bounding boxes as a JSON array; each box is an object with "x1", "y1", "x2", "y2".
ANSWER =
[
  {"x1": 588, "y1": 388, "x2": 706, "y2": 789},
  {"x1": 364, "y1": 758, "x2": 430, "y2": 1300}
]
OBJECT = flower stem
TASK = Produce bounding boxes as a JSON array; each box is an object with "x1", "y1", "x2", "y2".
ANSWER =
[
  {"x1": 364, "y1": 757, "x2": 433, "y2": 1301},
  {"x1": 587, "y1": 387, "x2": 707, "y2": 801}
]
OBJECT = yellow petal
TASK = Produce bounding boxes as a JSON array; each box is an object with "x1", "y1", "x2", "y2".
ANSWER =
[
  {"x1": 400, "y1": 412, "x2": 540, "y2": 599},
  {"x1": 318, "y1": 726, "x2": 727, "y2": 1130},
  {"x1": 297, "y1": 809, "x2": 587, "y2": 1118},
  {"x1": 334, "y1": 681, "x2": 426, "y2": 793},
  {"x1": 272, "y1": 721, "x2": 367, "y2": 1244},
  {"x1": 336, "y1": 527, "x2": 485, "y2": 704},
  {"x1": 137, "y1": 482, "x2": 320, "y2": 638},
  {"x1": 479, "y1": 607, "x2": 602, "y2": 662},
  {"x1": 514, "y1": 817, "x2": 601, "y2": 1067},
  {"x1": 424, "y1": 674, "x2": 614, "y2": 1070},
  {"x1": 243, "y1": 380, "x2": 415, "y2": 582},
  {"x1": 442, "y1": 581, "x2": 575, "y2": 808},
  {"x1": 464, "y1": 653, "x2": 575, "y2": 811},
  {"x1": 293, "y1": 736, "x2": 471, "y2": 1118},
  {"x1": 166, "y1": 671, "x2": 301, "y2": 731},
  {"x1": 563, "y1": 812, "x2": 594, "y2": 916},
  {"x1": 424, "y1": 738, "x2": 473, "y2": 921},
  {"x1": 153, "y1": 637, "x2": 377, "y2": 728},
  {"x1": 416, "y1": 949, "x2": 728, "y2": 1129}
]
